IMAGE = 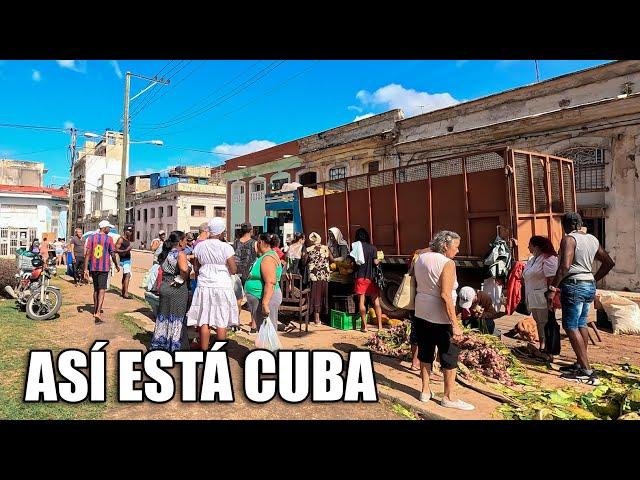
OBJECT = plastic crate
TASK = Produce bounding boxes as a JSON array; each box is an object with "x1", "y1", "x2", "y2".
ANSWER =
[
  {"x1": 330, "y1": 309, "x2": 363, "y2": 330},
  {"x1": 330, "y1": 295, "x2": 357, "y2": 314}
]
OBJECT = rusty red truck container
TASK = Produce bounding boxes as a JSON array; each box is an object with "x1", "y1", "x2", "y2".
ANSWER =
[{"x1": 298, "y1": 146, "x2": 577, "y2": 316}]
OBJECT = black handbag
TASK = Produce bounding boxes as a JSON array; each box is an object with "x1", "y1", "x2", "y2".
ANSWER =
[
  {"x1": 374, "y1": 264, "x2": 386, "y2": 290},
  {"x1": 544, "y1": 310, "x2": 561, "y2": 355}
]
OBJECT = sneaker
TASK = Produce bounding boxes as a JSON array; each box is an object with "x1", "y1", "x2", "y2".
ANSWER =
[
  {"x1": 441, "y1": 398, "x2": 475, "y2": 411},
  {"x1": 419, "y1": 391, "x2": 432, "y2": 402},
  {"x1": 559, "y1": 362, "x2": 580, "y2": 373},
  {"x1": 575, "y1": 369, "x2": 601, "y2": 386}
]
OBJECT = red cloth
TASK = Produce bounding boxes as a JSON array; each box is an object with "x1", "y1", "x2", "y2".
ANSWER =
[
  {"x1": 505, "y1": 261, "x2": 525, "y2": 315},
  {"x1": 354, "y1": 278, "x2": 379, "y2": 297},
  {"x1": 273, "y1": 247, "x2": 285, "y2": 261}
]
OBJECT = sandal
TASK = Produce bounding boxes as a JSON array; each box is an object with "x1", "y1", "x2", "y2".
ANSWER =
[{"x1": 284, "y1": 324, "x2": 297, "y2": 333}]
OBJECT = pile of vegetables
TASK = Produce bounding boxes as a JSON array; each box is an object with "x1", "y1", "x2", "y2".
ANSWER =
[
  {"x1": 495, "y1": 363, "x2": 640, "y2": 420},
  {"x1": 365, "y1": 321, "x2": 412, "y2": 360},
  {"x1": 365, "y1": 322, "x2": 640, "y2": 420},
  {"x1": 456, "y1": 333, "x2": 527, "y2": 386}
]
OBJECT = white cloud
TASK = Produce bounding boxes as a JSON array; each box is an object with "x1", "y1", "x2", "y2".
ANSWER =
[
  {"x1": 32, "y1": 70, "x2": 41, "y2": 82},
  {"x1": 347, "y1": 105, "x2": 363, "y2": 113},
  {"x1": 109, "y1": 60, "x2": 123, "y2": 79},
  {"x1": 456, "y1": 60, "x2": 469, "y2": 68},
  {"x1": 56, "y1": 60, "x2": 87, "y2": 73},
  {"x1": 63, "y1": 121, "x2": 75, "y2": 130},
  {"x1": 212, "y1": 140, "x2": 277, "y2": 159},
  {"x1": 353, "y1": 113, "x2": 375, "y2": 122},
  {"x1": 355, "y1": 83, "x2": 459, "y2": 117}
]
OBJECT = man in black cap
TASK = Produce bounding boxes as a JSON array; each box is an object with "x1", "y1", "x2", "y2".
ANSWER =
[{"x1": 547, "y1": 212, "x2": 615, "y2": 386}]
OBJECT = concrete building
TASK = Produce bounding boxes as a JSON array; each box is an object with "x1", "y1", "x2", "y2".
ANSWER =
[
  {"x1": 297, "y1": 110, "x2": 403, "y2": 183},
  {"x1": 225, "y1": 141, "x2": 300, "y2": 235},
  {"x1": 117, "y1": 174, "x2": 151, "y2": 230},
  {"x1": 0, "y1": 159, "x2": 46, "y2": 187},
  {"x1": 0, "y1": 185, "x2": 68, "y2": 256},
  {"x1": 393, "y1": 60, "x2": 640, "y2": 291},
  {"x1": 70, "y1": 131, "x2": 123, "y2": 232},
  {"x1": 132, "y1": 182, "x2": 226, "y2": 248}
]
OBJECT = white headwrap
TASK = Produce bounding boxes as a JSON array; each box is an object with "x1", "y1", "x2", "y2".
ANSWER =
[
  {"x1": 208, "y1": 217, "x2": 226, "y2": 236},
  {"x1": 328, "y1": 227, "x2": 348, "y2": 246}
]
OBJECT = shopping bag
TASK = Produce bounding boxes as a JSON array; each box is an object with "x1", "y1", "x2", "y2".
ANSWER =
[
  {"x1": 393, "y1": 273, "x2": 415, "y2": 309},
  {"x1": 255, "y1": 317, "x2": 281, "y2": 352},
  {"x1": 544, "y1": 310, "x2": 561, "y2": 355}
]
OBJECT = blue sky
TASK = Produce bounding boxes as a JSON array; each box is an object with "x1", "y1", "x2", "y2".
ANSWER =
[{"x1": 0, "y1": 59, "x2": 609, "y2": 186}]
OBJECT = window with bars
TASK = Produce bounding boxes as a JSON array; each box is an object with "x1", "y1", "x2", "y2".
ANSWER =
[
  {"x1": 329, "y1": 167, "x2": 346, "y2": 180},
  {"x1": 366, "y1": 161, "x2": 379, "y2": 173},
  {"x1": 556, "y1": 147, "x2": 606, "y2": 192}
]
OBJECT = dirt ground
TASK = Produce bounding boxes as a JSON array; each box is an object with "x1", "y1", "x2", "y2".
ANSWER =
[{"x1": 29, "y1": 277, "x2": 406, "y2": 420}]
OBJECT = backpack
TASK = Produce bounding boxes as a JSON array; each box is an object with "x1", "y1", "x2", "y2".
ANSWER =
[{"x1": 234, "y1": 238, "x2": 257, "y2": 281}]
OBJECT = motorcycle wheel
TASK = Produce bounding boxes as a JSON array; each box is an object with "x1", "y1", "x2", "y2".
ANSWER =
[{"x1": 26, "y1": 288, "x2": 62, "y2": 321}]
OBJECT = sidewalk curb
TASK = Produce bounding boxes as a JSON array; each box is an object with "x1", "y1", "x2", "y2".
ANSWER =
[{"x1": 375, "y1": 383, "x2": 449, "y2": 420}]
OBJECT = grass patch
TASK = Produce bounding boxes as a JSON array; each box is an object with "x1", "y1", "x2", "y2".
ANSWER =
[{"x1": 0, "y1": 300, "x2": 107, "y2": 420}]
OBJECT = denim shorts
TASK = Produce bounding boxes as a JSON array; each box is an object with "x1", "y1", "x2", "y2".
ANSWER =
[{"x1": 560, "y1": 280, "x2": 596, "y2": 330}]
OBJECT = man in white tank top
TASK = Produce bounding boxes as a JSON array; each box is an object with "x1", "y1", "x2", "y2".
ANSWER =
[{"x1": 546, "y1": 213, "x2": 615, "y2": 386}]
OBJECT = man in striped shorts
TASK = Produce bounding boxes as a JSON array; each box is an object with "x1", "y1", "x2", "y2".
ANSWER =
[{"x1": 83, "y1": 220, "x2": 120, "y2": 324}]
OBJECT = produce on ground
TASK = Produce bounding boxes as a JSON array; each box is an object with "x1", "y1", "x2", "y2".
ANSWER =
[
  {"x1": 495, "y1": 363, "x2": 640, "y2": 420},
  {"x1": 365, "y1": 321, "x2": 640, "y2": 420},
  {"x1": 365, "y1": 321, "x2": 412, "y2": 360}
]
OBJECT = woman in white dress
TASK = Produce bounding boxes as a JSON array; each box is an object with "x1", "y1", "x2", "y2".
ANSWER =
[{"x1": 186, "y1": 217, "x2": 238, "y2": 350}]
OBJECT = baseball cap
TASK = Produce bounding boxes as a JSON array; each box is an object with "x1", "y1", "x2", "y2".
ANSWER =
[
  {"x1": 458, "y1": 286, "x2": 476, "y2": 309},
  {"x1": 125, "y1": 225, "x2": 134, "y2": 232},
  {"x1": 158, "y1": 230, "x2": 166, "y2": 236},
  {"x1": 98, "y1": 220, "x2": 114, "y2": 229}
]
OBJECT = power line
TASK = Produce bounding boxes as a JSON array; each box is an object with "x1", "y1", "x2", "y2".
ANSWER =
[
  {"x1": 129, "y1": 61, "x2": 205, "y2": 121},
  {"x1": 136, "y1": 61, "x2": 283, "y2": 131},
  {"x1": 0, "y1": 122, "x2": 67, "y2": 132},
  {"x1": 144, "y1": 60, "x2": 318, "y2": 139},
  {"x1": 135, "y1": 60, "x2": 263, "y2": 128},
  {"x1": 1, "y1": 146, "x2": 68, "y2": 159},
  {"x1": 129, "y1": 61, "x2": 188, "y2": 118}
]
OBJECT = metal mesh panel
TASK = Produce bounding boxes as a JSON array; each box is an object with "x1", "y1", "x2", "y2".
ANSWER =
[
  {"x1": 397, "y1": 164, "x2": 429, "y2": 183},
  {"x1": 532, "y1": 156, "x2": 549, "y2": 213},
  {"x1": 347, "y1": 175, "x2": 368, "y2": 191},
  {"x1": 430, "y1": 158, "x2": 462, "y2": 178},
  {"x1": 465, "y1": 152, "x2": 505, "y2": 173},
  {"x1": 369, "y1": 170, "x2": 394, "y2": 188},
  {"x1": 515, "y1": 153, "x2": 532, "y2": 214},
  {"x1": 550, "y1": 160, "x2": 562, "y2": 212},
  {"x1": 325, "y1": 180, "x2": 346, "y2": 196},
  {"x1": 563, "y1": 163, "x2": 575, "y2": 212}
]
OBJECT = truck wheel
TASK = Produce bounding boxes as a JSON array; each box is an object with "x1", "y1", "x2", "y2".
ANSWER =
[{"x1": 378, "y1": 271, "x2": 410, "y2": 319}]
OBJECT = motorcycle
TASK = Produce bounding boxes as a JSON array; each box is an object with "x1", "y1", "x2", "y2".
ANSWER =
[{"x1": 4, "y1": 254, "x2": 62, "y2": 320}]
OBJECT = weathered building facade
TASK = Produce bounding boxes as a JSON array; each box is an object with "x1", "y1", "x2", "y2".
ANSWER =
[{"x1": 394, "y1": 60, "x2": 640, "y2": 291}]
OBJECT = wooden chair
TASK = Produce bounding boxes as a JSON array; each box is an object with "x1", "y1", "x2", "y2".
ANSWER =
[{"x1": 279, "y1": 273, "x2": 310, "y2": 333}]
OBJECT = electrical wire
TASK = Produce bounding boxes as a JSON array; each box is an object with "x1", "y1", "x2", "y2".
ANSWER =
[
  {"x1": 129, "y1": 61, "x2": 191, "y2": 119},
  {"x1": 136, "y1": 61, "x2": 284, "y2": 131},
  {"x1": 135, "y1": 60, "x2": 262, "y2": 128},
  {"x1": 129, "y1": 61, "x2": 206, "y2": 122}
]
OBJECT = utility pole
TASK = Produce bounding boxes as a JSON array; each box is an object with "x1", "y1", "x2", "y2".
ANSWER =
[
  {"x1": 66, "y1": 128, "x2": 78, "y2": 238},
  {"x1": 119, "y1": 71, "x2": 169, "y2": 233},
  {"x1": 534, "y1": 60, "x2": 541, "y2": 83}
]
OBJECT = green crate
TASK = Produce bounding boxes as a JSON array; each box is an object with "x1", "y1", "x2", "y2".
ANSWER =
[{"x1": 330, "y1": 309, "x2": 364, "y2": 330}]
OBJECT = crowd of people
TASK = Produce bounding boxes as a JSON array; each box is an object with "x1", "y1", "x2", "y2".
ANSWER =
[{"x1": 59, "y1": 209, "x2": 614, "y2": 410}]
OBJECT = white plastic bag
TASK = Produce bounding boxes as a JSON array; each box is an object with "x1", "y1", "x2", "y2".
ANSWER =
[
  {"x1": 146, "y1": 263, "x2": 160, "y2": 291},
  {"x1": 255, "y1": 317, "x2": 281, "y2": 351},
  {"x1": 597, "y1": 291, "x2": 640, "y2": 335},
  {"x1": 350, "y1": 241, "x2": 365, "y2": 266}
]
